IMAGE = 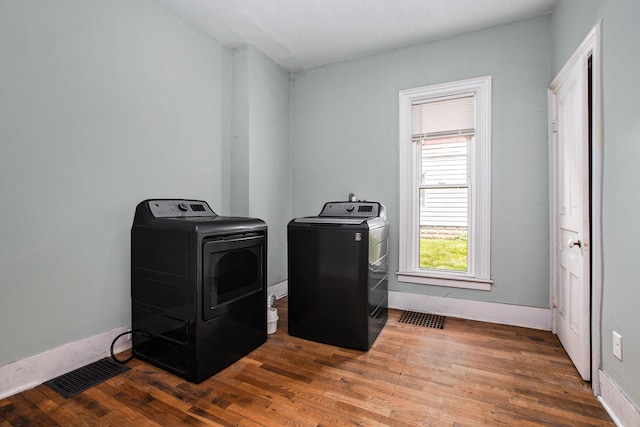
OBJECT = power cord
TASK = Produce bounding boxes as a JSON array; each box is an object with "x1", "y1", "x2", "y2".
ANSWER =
[
  {"x1": 110, "y1": 330, "x2": 134, "y2": 364},
  {"x1": 109, "y1": 329, "x2": 156, "y2": 364}
]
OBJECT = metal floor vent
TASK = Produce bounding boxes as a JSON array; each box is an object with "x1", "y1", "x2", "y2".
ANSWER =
[
  {"x1": 44, "y1": 358, "x2": 130, "y2": 398},
  {"x1": 399, "y1": 311, "x2": 446, "y2": 329}
]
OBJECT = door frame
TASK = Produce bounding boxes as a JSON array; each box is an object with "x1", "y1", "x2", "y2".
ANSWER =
[{"x1": 548, "y1": 22, "x2": 603, "y2": 393}]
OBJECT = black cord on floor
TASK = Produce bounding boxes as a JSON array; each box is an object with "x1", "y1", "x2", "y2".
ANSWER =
[{"x1": 110, "y1": 330, "x2": 134, "y2": 364}]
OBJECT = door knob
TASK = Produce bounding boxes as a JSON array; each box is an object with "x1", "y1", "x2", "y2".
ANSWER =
[{"x1": 568, "y1": 239, "x2": 582, "y2": 248}]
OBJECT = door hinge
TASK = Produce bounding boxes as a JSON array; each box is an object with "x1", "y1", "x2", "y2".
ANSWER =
[
  {"x1": 551, "y1": 121, "x2": 558, "y2": 133},
  {"x1": 551, "y1": 295, "x2": 558, "y2": 309}
]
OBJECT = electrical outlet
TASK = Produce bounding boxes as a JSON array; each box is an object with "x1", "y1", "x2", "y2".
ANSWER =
[{"x1": 613, "y1": 331, "x2": 623, "y2": 361}]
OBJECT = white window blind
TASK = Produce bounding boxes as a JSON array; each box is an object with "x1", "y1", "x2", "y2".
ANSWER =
[{"x1": 411, "y1": 95, "x2": 475, "y2": 140}]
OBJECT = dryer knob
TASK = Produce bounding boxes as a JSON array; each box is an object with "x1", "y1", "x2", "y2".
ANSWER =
[
  {"x1": 178, "y1": 203, "x2": 188, "y2": 212},
  {"x1": 346, "y1": 205, "x2": 355, "y2": 212}
]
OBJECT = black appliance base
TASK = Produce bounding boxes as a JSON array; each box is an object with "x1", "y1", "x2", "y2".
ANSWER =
[{"x1": 133, "y1": 298, "x2": 266, "y2": 383}]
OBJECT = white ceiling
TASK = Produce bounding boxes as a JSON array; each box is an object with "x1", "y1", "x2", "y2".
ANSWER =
[{"x1": 156, "y1": 0, "x2": 559, "y2": 72}]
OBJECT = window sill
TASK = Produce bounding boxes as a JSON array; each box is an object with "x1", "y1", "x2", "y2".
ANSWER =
[{"x1": 396, "y1": 272, "x2": 492, "y2": 291}]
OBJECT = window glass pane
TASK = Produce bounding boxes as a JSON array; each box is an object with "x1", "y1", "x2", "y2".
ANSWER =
[
  {"x1": 420, "y1": 136, "x2": 469, "y2": 185},
  {"x1": 419, "y1": 187, "x2": 468, "y2": 272}
]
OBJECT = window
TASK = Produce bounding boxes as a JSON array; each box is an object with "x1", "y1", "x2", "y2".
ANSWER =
[{"x1": 398, "y1": 76, "x2": 492, "y2": 290}]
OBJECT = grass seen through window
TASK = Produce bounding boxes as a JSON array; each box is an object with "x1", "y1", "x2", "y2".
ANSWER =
[{"x1": 420, "y1": 236, "x2": 468, "y2": 271}]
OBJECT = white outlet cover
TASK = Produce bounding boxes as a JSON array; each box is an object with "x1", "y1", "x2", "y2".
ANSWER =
[{"x1": 613, "y1": 331, "x2": 623, "y2": 361}]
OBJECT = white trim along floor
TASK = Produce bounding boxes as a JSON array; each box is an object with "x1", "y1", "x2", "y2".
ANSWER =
[
  {"x1": 0, "y1": 325, "x2": 131, "y2": 400},
  {"x1": 388, "y1": 290, "x2": 552, "y2": 330}
]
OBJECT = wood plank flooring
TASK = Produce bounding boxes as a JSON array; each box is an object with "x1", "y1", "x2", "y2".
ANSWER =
[{"x1": 1, "y1": 298, "x2": 614, "y2": 426}]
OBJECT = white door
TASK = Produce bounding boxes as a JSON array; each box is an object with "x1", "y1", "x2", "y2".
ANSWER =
[{"x1": 550, "y1": 52, "x2": 591, "y2": 380}]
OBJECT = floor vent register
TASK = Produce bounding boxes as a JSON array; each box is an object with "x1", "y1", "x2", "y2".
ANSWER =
[
  {"x1": 399, "y1": 311, "x2": 446, "y2": 329},
  {"x1": 44, "y1": 358, "x2": 130, "y2": 398}
]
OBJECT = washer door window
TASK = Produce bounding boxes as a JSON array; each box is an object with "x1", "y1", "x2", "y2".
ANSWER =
[{"x1": 203, "y1": 234, "x2": 265, "y2": 320}]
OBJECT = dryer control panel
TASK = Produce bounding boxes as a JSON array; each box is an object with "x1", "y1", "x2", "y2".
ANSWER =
[
  {"x1": 319, "y1": 202, "x2": 380, "y2": 218},
  {"x1": 147, "y1": 199, "x2": 216, "y2": 218}
]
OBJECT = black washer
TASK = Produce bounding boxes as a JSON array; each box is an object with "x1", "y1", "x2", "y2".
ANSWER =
[{"x1": 288, "y1": 201, "x2": 389, "y2": 350}]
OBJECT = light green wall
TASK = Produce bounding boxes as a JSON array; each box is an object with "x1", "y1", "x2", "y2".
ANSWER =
[
  {"x1": 291, "y1": 15, "x2": 551, "y2": 308},
  {"x1": 230, "y1": 46, "x2": 251, "y2": 215},
  {"x1": 552, "y1": 0, "x2": 640, "y2": 409},
  {"x1": 0, "y1": 0, "x2": 290, "y2": 367},
  {"x1": 230, "y1": 45, "x2": 291, "y2": 284},
  {"x1": 0, "y1": 0, "x2": 231, "y2": 366}
]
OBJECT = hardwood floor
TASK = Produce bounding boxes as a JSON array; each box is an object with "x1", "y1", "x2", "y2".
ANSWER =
[{"x1": 1, "y1": 298, "x2": 614, "y2": 426}]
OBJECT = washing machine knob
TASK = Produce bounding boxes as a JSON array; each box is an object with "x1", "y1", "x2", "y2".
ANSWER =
[
  {"x1": 346, "y1": 205, "x2": 355, "y2": 212},
  {"x1": 178, "y1": 203, "x2": 188, "y2": 212}
]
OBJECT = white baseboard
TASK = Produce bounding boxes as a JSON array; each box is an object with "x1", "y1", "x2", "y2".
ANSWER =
[
  {"x1": 268, "y1": 280, "x2": 288, "y2": 299},
  {"x1": 598, "y1": 369, "x2": 640, "y2": 427},
  {"x1": 388, "y1": 291, "x2": 552, "y2": 330},
  {"x1": 0, "y1": 281, "x2": 289, "y2": 401},
  {"x1": 0, "y1": 325, "x2": 131, "y2": 400}
]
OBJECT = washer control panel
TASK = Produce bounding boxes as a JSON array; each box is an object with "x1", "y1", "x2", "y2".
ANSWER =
[
  {"x1": 319, "y1": 202, "x2": 380, "y2": 218},
  {"x1": 147, "y1": 199, "x2": 216, "y2": 218}
]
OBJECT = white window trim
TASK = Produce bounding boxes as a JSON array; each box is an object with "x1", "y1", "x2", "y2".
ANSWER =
[{"x1": 398, "y1": 76, "x2": 492, "y2": 291}]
